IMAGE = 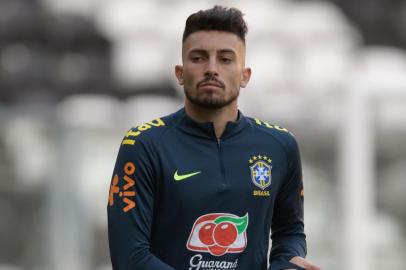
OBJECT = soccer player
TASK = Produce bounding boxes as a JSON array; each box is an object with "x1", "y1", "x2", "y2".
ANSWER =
[{"x1": 108, "y1": 6, "x2": 320, "y2": 270}]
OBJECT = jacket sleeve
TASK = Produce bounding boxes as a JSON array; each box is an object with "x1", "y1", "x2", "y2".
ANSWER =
[
  {"x1": 269, "y1": 135, "x2": 307, "y2": 270},
  {"x1": 107, "y1": 134, "x2": 175, "y2": 270}
]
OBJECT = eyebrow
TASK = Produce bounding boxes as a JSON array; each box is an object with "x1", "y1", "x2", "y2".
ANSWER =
[{"x1": 188, "y1": 49, "x2": 237, "y2": 55}]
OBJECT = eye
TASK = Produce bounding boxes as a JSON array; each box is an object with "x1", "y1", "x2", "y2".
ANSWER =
[
  {"x1": 220, "y1": 57, "x2": 232, "y2": 63},
  {"x1": 191, "y1": 56, "x2": 204, "y2": 63}
]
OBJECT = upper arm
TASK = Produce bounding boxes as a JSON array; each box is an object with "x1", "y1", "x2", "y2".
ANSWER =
[
  {"x1": 108, "y1": 133, "x2": 174, "y2": 269},
  {"x1": 269, "y1": 134, "x2": 306, "y2": 263},
  {"x1": 272, "y1": 135, "x2": 304, "y2": 229}
]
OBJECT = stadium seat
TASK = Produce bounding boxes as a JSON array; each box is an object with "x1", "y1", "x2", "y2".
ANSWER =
[
  {"x1": 350, "y1": 47, "x2": 406, "y2": 91},
  {"x1": 284, "y1": 1, "x2": 360, "y2": 93},
  {"x1": 56, "y1": 94, "x2": 119, "y2": 128},
  {"x1": 111, "y1": 38, "x2": 168, "y2": 88},
  {"x1": 56, "y1": 94, "x2": 123, "y2": 229},
  {"x1": 121, "y1": 95, "x2": 183, "y2": 128},
  {"x1": 3, "y1": 112, "x2": 53, "y2": 188},
  {"x1": 349, "y1": 47, "x2": 406, "y2": 133},
  {"x1": 94, "y1": 0, "x2": 163, "y2": 40}
]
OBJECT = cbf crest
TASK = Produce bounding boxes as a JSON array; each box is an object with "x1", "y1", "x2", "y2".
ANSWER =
[{"x1": 249, "y1": 155, "x2": 272, "y2": 196}]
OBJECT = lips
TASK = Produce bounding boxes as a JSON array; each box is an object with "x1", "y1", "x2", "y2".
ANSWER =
[{"x1": 199, "y1": 81, "x2": 223, "y2": 89}]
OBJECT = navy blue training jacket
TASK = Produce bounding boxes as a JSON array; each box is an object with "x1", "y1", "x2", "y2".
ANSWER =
[{"x1": 108, "y1": 107, "x2": 306, "y2": 270}]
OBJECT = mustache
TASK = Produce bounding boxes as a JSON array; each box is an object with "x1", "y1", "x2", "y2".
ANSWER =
[{"x1": 197, "y1": 75, "x2": 225, "y2": 89}]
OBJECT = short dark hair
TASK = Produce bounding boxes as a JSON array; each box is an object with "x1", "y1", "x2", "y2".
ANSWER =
[{"x1": 182, "y1": 6, "x2": 248, "y2": 43}]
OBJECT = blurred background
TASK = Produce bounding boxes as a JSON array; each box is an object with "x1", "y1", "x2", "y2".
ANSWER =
[{"x1": 0, "y1": 0, "x2": 406, "y2": 269}]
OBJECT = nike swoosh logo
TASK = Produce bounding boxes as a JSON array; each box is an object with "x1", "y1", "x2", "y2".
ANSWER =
[{"x1": 174, "y1": 170, "x2": 201, "y2": 181}]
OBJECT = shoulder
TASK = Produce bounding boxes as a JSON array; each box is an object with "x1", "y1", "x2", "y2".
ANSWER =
[
  {"x1": 120, "y1": 112, "x2": 177, "y2": 147},
  {"x1": 246, "y1": 117, "x2": 299, "y2": 155}
]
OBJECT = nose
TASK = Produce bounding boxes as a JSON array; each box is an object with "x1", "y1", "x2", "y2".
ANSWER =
[{"x1": 204, "y1": 58, "x2": 219, "y2": 77}]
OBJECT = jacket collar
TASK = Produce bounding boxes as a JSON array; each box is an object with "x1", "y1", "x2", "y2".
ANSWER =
[{"x1": 174, "y1": 107, "x2": 249, "y2": 140}]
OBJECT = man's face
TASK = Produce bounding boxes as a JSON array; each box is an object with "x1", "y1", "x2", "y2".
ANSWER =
[{"x1": 176, "y1": 31, "x2": 251, "y2": 109}]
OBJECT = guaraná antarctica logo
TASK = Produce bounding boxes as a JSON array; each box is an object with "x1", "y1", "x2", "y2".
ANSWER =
[{"x1": 187, "y1": 213, "x2": 249, "y2": 257}]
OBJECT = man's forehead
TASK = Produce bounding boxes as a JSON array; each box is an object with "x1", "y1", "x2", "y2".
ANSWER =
[{"x1": 183, "y1": 31, "x2": 245, "y2": 53}]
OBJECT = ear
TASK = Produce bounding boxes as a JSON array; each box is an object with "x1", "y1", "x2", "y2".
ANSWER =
[
  {"x1": 175, "y1": 65, "x2": 184, "y2": 85},
  {"x1": 240, "y1": 67, "x2": 251, "y2": 88}
]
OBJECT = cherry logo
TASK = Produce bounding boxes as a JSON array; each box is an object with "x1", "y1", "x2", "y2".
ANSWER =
[
  {"x1": 213, "y1": 222, "x2": 238, "y2": 246},
  {"x1": 187, "y1": 213, "x2": 249, "y2": 256},
  {"x1": 199, "y1": 223, "x2": 216, "y2": 245}
]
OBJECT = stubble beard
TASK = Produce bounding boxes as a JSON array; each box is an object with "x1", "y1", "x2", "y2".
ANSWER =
[{"x1": 184, "y1": 87, "x2": 240, "y2": 109}]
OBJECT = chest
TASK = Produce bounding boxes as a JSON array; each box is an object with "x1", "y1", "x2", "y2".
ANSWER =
[{"x1": 155, "y1": 136, "x2": 288, "y2": 211}]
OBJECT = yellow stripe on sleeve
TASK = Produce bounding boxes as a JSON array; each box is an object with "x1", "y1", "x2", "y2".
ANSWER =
[{"x1": 122, "y1": 139, "x2": 136, "y2": 145}]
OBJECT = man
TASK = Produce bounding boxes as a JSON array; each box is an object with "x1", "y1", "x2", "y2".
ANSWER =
[{"x1": 108, "y1": 6, "x2": 320, "y2": 270}]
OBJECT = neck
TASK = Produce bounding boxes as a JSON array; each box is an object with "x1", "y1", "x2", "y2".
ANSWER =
[{"x1": 184, "y1": 101, "x2": 238, "y2": 139}]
